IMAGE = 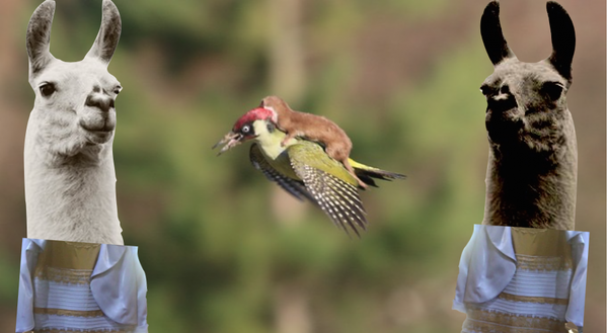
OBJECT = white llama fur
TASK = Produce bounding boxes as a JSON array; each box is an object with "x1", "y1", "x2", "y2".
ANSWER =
[
  {"x1": 24, "y1": 0, "x2": 124, "y2": 244},
  {"x1": 480, "y1": 1, "x2": 577, "y2": 230}
]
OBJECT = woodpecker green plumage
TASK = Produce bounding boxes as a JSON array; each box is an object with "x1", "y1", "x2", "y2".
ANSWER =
[{"x1": 214, "y1": 109, "x2": 405, "y2": 236}]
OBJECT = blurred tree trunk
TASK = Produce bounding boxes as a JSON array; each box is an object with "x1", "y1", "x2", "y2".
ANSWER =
[
  {"x1": 274, "y1": 283, "x2": 312, "y2": 333},
  {"x1": 0, "y1": 1, "x2": 28, "y2": 332},
  {"x1": 267, "y1": 1, "x2": 312, "y2": 333},
  {"x1": 267, "y1": 0, "x2": 308, "y2": 225},
  {"x1": 0, "y1": 0, "x2": 28, "y2": 244},
  {"x1": 268, "y1": 0, "x2": 306, "y2": 104}
]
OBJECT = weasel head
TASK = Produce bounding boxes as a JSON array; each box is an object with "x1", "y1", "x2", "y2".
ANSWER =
[{"x1": 261, "y1": 95, "x2": 295, "y2": 123}]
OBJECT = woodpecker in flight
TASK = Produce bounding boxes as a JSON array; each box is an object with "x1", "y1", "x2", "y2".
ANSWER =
[{"x1": 213, "y1": 107, "x2": 405, "y2": 236}]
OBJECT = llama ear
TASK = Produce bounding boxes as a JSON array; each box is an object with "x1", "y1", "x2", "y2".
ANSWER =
[
  {"x1": 547, "y1": 1, "x2": 575, "y2": 82},
  {"x1": 480, "y1": 1, "x2": 515, "y2": 66},
  {"x1": 85, "y1": 0, "x2": 121, "y2": 65},
  {"x1": 26, "y1": 0, "x2": 56, "y2": 76}
]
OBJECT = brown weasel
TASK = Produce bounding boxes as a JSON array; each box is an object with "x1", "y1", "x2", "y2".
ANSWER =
[{"x1": 260, "y1": 95, "x2": 367, "y2": 189}]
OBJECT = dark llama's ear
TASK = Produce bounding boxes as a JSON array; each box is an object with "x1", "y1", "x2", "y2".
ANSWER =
[
  {"x1": 26, "y1": 0, "x2": 56, "y2": 76},
  {"x1": 547, "y1": 1, "x2": 576, "y2": 82},
  {"x1": 85, "y1": 0, "x2": 121, "y2": 65},
  {"x1": 480, "y1": 1, "x2": 515, "y2": 66}
]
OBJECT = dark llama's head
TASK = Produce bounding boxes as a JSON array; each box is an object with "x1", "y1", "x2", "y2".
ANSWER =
[{"x1": 480, "y1": 1, "x2": 577, "y2": 230}]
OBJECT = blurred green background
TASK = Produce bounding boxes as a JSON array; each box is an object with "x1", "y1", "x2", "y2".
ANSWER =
[{"x1": 0, "y1": 0, "x2": 605, "y2": 332}]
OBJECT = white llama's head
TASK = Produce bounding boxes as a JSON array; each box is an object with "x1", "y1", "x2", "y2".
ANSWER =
[{"x1": 26, "y1": 0, "x2": 122, "y2": 164}]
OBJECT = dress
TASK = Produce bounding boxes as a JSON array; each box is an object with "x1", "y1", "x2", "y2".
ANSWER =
[
  {"x1": 453, "y1": 225, "x2": 589, "y2": 333},
  {"x1": 16, "y1": 239, "x2": 148, "y2": 333}
]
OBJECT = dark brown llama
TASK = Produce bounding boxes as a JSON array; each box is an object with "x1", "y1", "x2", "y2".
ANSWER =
[{"x1": 480, "y1": 1, "x2": 577, "y2": 230}]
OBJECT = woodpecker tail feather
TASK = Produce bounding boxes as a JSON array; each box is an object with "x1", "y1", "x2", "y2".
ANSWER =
[{"x1": 349, "y1": 159, "x2": 406, "y2": 187}]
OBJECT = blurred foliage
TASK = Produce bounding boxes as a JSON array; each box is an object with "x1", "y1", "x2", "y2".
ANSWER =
[{"x1": 0, "y1": 0, "x2": 605, "y2": 332}]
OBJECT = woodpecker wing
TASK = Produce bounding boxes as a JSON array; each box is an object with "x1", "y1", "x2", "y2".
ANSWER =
[
  {"x1": 290, "y1": 142, "x2": 361, "y2": 186},
  {"x1": 249, "y1": 143, "x2": 316, "y2": 203},
  {"x1": 287, "y1": 143, "x2": 367, "y2": 236}
]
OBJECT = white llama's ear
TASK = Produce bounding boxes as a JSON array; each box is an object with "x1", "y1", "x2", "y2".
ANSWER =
[
  {"x1": 85, "y1": 0, "x2": 121, "y2": 65},
  {"x1": 547, "y1": 1, "x2": 576, "y2": 82},
  {"x1": 26, "y1": 0, "x2": 56, "y2": 76},
  {"x1": 480, "y1": 1, "x2": 515, "y2": 66}
]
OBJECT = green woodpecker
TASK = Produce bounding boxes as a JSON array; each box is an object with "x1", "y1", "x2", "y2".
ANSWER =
[{"x1": 213, "y1": 107, "x2": 405, "y2": 236}]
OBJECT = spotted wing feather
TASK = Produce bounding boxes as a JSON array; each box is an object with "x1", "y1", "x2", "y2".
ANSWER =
[{"x1": 290, "y1": 159, "x2": 367, "y2": 236}]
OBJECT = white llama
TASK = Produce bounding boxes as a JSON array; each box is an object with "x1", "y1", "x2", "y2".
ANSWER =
[
  {"x1": 480, "y1": 1, "x2": 577, "y2": 230},
  {"x1": 24, "y1": 0, "x2": 124, "y2": 244}
]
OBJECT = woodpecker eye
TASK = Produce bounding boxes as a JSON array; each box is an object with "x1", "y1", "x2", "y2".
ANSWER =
[
  {"x1": 39, "y1": 82, "x2": 56, "y2": 97},
  {"x1": 241, "y1": 124, "x2": 251, "y2": 134},
  {"x1": 541, "y1": 81, "x2": 563, "y2": 101}
]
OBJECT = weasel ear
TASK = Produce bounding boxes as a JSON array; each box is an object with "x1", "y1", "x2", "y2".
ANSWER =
[
  {"x1": 480, "y1": 1, "x2": 516, "y2": 66},
  {"x1": 26, "y1": 0, "x2": 56, "y2": 76},
  {"x1": 547, "y1": 1, "x2": 576, "y2": 82},
  {"x1": 263, "y1": 105, "x2": 279, "y2": 124}
]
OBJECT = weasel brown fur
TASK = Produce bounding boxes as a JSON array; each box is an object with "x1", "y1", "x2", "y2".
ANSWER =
[{"x1": 260, "y1": 96, "x2": 367, "y2": 188}]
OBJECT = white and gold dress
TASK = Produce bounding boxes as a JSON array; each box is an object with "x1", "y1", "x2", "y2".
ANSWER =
[
  {"x1": 453, "y1": 225, "x2": 588, "y2": 333},
  {"x1": 16, "y1": 239, "x2": 148, "y2": 333}
]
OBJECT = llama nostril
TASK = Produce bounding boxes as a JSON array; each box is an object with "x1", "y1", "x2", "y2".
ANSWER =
[
  {"x1": 85, "y1": 94, "x2": 114, "y2": 112},
  {"x1": 488, "y1": 94, "x2": 517, "y2": 113}
]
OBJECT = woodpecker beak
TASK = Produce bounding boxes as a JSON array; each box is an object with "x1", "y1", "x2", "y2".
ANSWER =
[{"x1": 213, "y1": 131, "x2": 244, "y2": 155}]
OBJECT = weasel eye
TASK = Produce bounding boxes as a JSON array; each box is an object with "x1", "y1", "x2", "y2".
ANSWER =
[
  {"x1": 39, "y1": 82, "x2": 56, "y2": 97},
  {"x1": 541, "y1": 81, "x2": 563, "y2": 101}
]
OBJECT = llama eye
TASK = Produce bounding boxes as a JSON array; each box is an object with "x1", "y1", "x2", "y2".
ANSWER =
[
  {"x1": 113, "y1": 85, "x2": 122, "y2": 95},
  {"x1": 541, "y1": 82, "x2": 563, "y2": 101},
  {"x1": 39, "y1": 82, "x2": 56, "y2": 97}
]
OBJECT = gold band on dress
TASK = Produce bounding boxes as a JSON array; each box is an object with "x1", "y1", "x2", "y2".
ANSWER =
[
  {"x1": 34, "y1": 267, "x2": 93, "y2": 285},
  {"x1": 33, "y1": 241, "x2": 101, "y2": 285},
  {"x1": 497, "y1": 292, "x2": 569, "y2": 306},
  {"x1": 515, "y1": 254, "x2": 572, "y2": 271},
  {"x1": 465, "y1": 308, "x2": 566, "y2": 332},
  {"x1": 35, "y1": 329, "x2": 132, "y2": 333},
  {"x1": 463, "y1": 318, "x2": 566, "y2": 333},
  {"x1": 34, "y1": 308, "x2": 105, "y2": 318}
]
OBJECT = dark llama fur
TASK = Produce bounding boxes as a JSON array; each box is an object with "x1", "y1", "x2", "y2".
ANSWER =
[{"x1": 480, "y1": 1, "x2": 577, "y2": 230}]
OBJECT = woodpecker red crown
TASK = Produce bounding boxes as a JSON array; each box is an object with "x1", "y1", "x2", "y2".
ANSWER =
[{"x1": 232, "y1": 107, "x2": 275, "y2": 131}]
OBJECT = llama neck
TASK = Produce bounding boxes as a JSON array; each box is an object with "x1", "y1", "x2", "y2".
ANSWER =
[
  {"x1": 24, "y1": 144, "x2": 123, "y2": 245},
  {"x1": 482, "y1": 143, "x2": 577, "y2": 230}
]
